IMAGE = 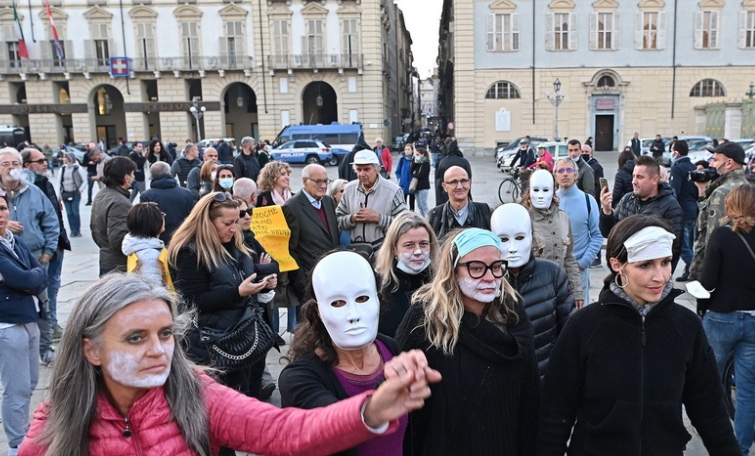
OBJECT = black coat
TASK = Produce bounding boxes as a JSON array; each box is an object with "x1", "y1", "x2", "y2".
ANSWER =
[
  {"x1": 434, "y1": 142, "x2": 472, "y2": 206},
  {"x1": 128, "y1": 150, "x2": 147, "y2": 182},
  {"x1": 427, "y1": 201, "x2": 491, "y2": 241},
  {"x1": 410, "y1": 160, "x2": 431, "y2": 190},
  {"x1": 32, "y1": 173, "x2": 70, "y2": 251},
  {"x1": 669, "y1": 156, "x2": 699, "y2": 221},
  {"x1": 140, "y1": 174, "x2": 195, "y2": 245},
  {"x1": 278, "y1": 334, "x2": 400, "y2": 456},
  {"x1": 537, "y1": 287, "x2": 739, "y2": 456},
  {"x1": 582, "y1": 156, "x2": 604, "y2": 198},
  {"x1": 233, "y1": 152, "x2": 261, "y2": 182},
  {"x1": 600, "y1": 182, "x2": 683, "y2": 266},
  {"x1": 508, "y1": 254, "x2": 574, "y2": 378},
  {"x1": 650, "y1": 138, "x2": 665, "y2": 157},
  {"x1": 397, "y1": 301, "x2": 539, "y2": 456},
  {"x1": 378, "y1": 266, "x2": 432, "y2": 338},
  {"x1": 612, "y1": 160, "x2": 635, "y2": 208}
]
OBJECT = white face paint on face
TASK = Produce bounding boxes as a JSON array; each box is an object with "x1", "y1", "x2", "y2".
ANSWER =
[
  {"x1": 529, "y1": 169, "x2": 555, "y2": 209},
  {"x1": 312, "y1": 252, "x2": 380, "y2": 350},
  {"x1": 490, "y1": 203, "x2": 533, "y2": 269},
  {"x1": 105, "y1": 345, "x2": 174, "y2": 389},
  {"x1": 397, "y1": 250, "x2": 431, "y2": 273},
  {"x1": 457, "y1": 277, "x2": 501, "y2": 303}
]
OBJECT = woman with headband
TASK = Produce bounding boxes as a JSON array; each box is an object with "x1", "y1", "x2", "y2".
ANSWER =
[
  {"x1": 396, "y1": 228, "x2": 539, "y2": 455},
  {"x1": 537, "y1": 214, "x2": 738, "y2": 456}
]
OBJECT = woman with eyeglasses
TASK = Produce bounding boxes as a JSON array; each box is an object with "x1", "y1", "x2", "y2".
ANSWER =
[
  {"x1": 213, "y1": 164, "x2": 237, "y2": 193},
  {"x1": 396, "y1": 228, "x2": 539, "y2": 455},
  {"x1": 255, "y1": 161, "x2": 297, "y2": 344},
  {"x1": 537, "y1": 214, "x2": 738, "y2": 456},
  {"x1": 168, "y1": 192, "x2": 277, "y2": 410}
]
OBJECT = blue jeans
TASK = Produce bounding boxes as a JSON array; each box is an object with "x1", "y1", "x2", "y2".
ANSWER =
[
  {"x1": 580, "y1": 267, "x2": 591, "y2": 305},
  {"x1": 47, "y1": 249, "x2": 63, "y2": 327},
  {"x1": 0, "y1": 323, "x2": 39, "y2": 447},
  {"x1": 416, "y1": 189, "x2": 429, "y2": 216},
  {"x1": 703, "y1": 310, "x2": 755, "y2": 455},
  {"x1": 63, "y1": 191, "x2": 81, "y2": 235},
  {"x1": 681, "y1": 219, "x2": 696, "y2": 268},
  {"x1": 272, "y1": 306, "x2": 297, "y2": 334}
]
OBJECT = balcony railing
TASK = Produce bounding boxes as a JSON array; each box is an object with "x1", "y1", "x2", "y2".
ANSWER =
[
  {"x1": 268, "y1": 53, "x2": 363, "y2": 70},
  {"x1": 0, "y1": 55, "x2": 255, "y2": 75}
]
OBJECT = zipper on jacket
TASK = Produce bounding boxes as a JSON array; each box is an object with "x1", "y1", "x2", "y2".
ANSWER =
[
  {"x1": 122, "y1": 417, "x2": 144, "y2": 456},
  {"x1": 639, "y1": 314, "x2": 645, "y2": 456}
]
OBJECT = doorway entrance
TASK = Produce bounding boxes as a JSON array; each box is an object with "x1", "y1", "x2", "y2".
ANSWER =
[{"x1": 595, "y1": 115, "x2": 614, "y2": 152}]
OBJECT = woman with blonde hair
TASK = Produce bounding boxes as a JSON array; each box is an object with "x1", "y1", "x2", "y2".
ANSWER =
[
  {"x1": 256, "y1": 161, "x2": 293, "y2": 207},
  {"x1": 20, "y1": 273, "x2": 441, "y2": 456},
  {"x1": 396, "y1": 228, "x2": 539, "y2": 455},
  {"x1": 699, "y1": 184, "x2": 755, "y2": 454},
  {"x1": 374, "y1": 212, "x2": 438, "y2": 338},
  {"x1": 198, "y1": 159, "x2": 218, "y2": 198},
  {"x1": 168, "y1": 192, "x2": 277, "y2": 414}
]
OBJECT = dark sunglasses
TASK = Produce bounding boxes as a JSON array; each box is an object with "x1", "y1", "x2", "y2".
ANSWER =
[
  {"x1": 239, "y1": 208, "x2": 253, "y2": 218},
  {"x1": 213, "y1": 192, "x2": 233, "y2": 202},
  {"x1": 25, "y1": 158, "x2": 47, "y2": 165}
]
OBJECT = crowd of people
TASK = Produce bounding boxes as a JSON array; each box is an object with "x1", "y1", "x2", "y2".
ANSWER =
[{"x1": 0, "y1": 131, "x2": 751, "y2": 456}]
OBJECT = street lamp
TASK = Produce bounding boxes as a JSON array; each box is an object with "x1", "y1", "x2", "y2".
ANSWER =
[
  {"x1": 546, "y1": 78, "x2": 565, "y2": 141},
  {"x1": 746, "y1": 81, "x2": 755, "y2": 100},
  {"x1": 189, "y1": 96, "x2": 206, "y2": 142}
]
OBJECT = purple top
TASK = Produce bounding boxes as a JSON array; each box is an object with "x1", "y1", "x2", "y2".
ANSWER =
[{"x1": 333, "y1": 339, "x2": 408, "y2": 456}]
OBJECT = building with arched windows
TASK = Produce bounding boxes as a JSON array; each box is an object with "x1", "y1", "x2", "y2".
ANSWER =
[
  {"x1": 0, "y1": 0, "x2": 414, "y2": 149},
  {"x1": 438, "y1": 0, "x2": 755, "y2": 153}
]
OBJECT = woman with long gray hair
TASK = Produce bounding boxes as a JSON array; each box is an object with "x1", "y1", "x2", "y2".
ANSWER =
[{"x1": 20, "y1": 273, "x2": 440, "y2": 456}]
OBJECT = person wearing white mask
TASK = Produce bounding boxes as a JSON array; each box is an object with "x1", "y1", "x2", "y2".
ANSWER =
[
  {"x1": 490, "y1": 204, "x2": 574, "y2": 378},
  {"x1": 279, "y1": 251, "x2": 442, "y2": 456},
  {"x1": 374, "y1": 212, "x2": 438, "y2": 338},
  {"x1": 396, "y1": 228, "x2": 539, "y2": 455},
  {"x1": 538, "y1": 214, "x2": 739, "y2": 455},
  {"x1": 526, "y1": 169, "x2": 583, "y2": 308}
]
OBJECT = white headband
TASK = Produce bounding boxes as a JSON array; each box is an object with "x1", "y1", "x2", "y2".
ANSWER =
[{"x1": 624, "y1": 226, "x2": 675, "y2": 263}]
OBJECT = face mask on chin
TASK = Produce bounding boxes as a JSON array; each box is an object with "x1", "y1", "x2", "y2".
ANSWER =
[{"x1": 396, "y1": 250, "x2": 431, "y2": 275}]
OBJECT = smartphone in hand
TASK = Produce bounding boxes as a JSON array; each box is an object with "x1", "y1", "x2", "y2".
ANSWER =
[{"x1": 599, "y1": 177, "x2": 609, "y2": 191}]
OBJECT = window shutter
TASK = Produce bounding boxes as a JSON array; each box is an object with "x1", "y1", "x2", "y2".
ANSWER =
[
  {"x1": 694, "y1": 11, "x2": 703, "y2": 49},
  {"x1": 589, "y1": 12, "x2": 597, "y2": 50},
  {"x1": 486, "y1": 14, "x2": 494, "y2": 51},
  {"x1": 634, "y1": 12, "x2": 643, "y2": 49},
  {"x1": 545, "y1": 12, "x2": 554, "y2": 50},
  {"x1": 657, "y1": 12, "x2": 667, "y2": 49},
  {"x1": 613, "y1": 13, "x2": 620, "y2": 50},
  {"x1": 711, "y1": 11, "x2": 719, "y2": 48},
  {"x1": 739, "y1": 10, "x2": 748, "y2": 48},
  {"x1": 218, "y1": 36, "x2": 227, "y2": 58},
  {"x1": 569, "y1": 13, "x2": 578, "y2": 50},
  {"x1": 512, "y1": 13, "x2": 520, "y2": 50},
  {"x1": 85, "y1": 40, "x2": 94, "y2": 60},
  {"x1": 302, "y1": 19, "x2": 310, "y2": 60}
]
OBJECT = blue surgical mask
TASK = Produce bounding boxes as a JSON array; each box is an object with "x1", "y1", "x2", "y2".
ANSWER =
[{"x1": 219, "y1": 178, "x2": 234, "y2": 189}]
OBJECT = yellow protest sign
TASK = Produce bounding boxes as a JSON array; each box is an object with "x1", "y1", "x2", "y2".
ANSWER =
[{"x1": 250, "y1": 205, "x2": 299, "y2": 272}]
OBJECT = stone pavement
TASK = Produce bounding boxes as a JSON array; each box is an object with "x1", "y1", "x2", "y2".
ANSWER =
[{"x1": 3, "y1": 152, "x2": 737, "y2": 455}]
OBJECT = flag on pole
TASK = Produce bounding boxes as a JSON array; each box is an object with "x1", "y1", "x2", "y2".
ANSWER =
[
  {"x1": 12, "y1": 0, "x2": 28, "y2": 59},
  {"x1": 45, "y1": 0, "x2": 63, "y2": 59}
]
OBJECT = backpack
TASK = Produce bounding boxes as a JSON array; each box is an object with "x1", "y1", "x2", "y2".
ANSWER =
[{"x1": 126, "y1": 247, "x2": 175, "y2": 292}]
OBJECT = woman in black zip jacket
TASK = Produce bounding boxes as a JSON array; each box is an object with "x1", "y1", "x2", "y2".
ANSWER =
[{"x1": 537, "y1": 214, "x2": 738, "y2": 456}]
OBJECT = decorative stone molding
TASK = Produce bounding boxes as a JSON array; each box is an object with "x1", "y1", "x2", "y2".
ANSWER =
[
  {"x1": 128, "y1": 6, "x2": 158, "y2": 20},
  {"x1": 548, "y1": 0, "x2": 575, "y2": 12},
  {"x1": 489, "y1": 0, "x2": 516, "y2": 13}
]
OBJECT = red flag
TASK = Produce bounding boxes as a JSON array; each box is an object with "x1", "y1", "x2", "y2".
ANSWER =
[
  {"x1": 45, "y1": 0, "x2": 63, "y2": 58},
  {"x1": 12, "y1": 1, "x2": 28, "y2": 59}
]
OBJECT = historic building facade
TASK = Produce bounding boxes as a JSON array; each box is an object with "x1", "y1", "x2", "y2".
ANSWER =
[
  {"x1": 0, "y1": 0, "x2": 414, "y2": 148},
  {"x1": 438, "y1": 0, "x2": 755, "y2": 153}
]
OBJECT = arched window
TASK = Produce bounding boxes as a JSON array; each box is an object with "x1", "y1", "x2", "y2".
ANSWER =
[
  {"x1": 690, "y1": 79, "x2": 726, "y2": 97},
  {"x1": 597, "y1": 75, "x2": 615, "y2": 87},
  {"x1": 485, "y1": 81, "x2": 521, "y2": 99}
]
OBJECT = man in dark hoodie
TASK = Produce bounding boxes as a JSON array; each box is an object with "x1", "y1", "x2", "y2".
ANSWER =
[
  {"x1": 599, "y1": 155, "x2": 684, "y2": 270},
  {"x1": 338, "y1": 136, "x2": 372, "y2": 181},
  {"x1": 434, "y1": 138, "x2": 472, "y2": 206},
  {"x1": 140, "y1": 161, "x2": 194, "y2": 244}
]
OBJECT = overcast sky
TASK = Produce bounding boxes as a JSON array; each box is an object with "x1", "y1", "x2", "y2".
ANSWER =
[{"x1": 395, "y1": 0, "x2": 443, "y2": 78}]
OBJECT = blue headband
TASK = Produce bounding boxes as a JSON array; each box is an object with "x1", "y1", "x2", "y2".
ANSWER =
[{"x1": 453, "y1": 228, "x2": 501, "y2": 258}]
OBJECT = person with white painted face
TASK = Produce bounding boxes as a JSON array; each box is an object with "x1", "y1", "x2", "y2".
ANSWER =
[
  {"x1": 374, "y1": 212, "x2": 438, "y2": 338},
  {"x1": 21, "y1": 273, "x2": 441, "y2": 456},
  {"x1": 525, "y1": 169, "x2": 583, "y2": 307},
  {"x1": 396, "y1": 228, "x2": 539, "y2": 455},
  {"x1": 279, "y1": 251, "x2": 442, "y2": 456},
  {"x1": 491, "y1": 204, "x2": 574, "y2": 379}
]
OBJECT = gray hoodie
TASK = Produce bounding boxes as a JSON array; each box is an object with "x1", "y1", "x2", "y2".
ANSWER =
[{"x1": 121, "y1": 234, "x2": 165, "y2": 284}]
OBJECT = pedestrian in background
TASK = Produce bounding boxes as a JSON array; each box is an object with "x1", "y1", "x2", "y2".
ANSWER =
[
  {"x1": 59, "y1": 152, "x2": 83, "y2": 237},
  {"x1": 396, "y1": 143, "x2": 415, "y2": 211},
  {"x1": 410, "y1": 147, "x2": 431, "y2": 216}
]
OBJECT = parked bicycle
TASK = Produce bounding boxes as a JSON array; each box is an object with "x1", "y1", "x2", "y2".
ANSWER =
[
  {"x1": 498, "y1": 167, "x2": 530, "y2": 204},
  {"x1": 723, "y1": 353, "x2": 736, "y2": 419}
]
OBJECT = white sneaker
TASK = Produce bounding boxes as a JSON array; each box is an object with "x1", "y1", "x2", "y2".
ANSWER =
[{"x1": 8, "y1": 446, "x2": 19, "y2": 456}]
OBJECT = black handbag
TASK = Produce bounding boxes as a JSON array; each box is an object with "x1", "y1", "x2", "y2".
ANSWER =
[
  {"x1": 196, "y1": 302, "x2": 275, "y2": 370},
  {"x1": 61, "y1": 190, "x2": 76, "y2": 202},
  {"x1": 348, "y1": 237, "x2": 383, "y2": 262}
]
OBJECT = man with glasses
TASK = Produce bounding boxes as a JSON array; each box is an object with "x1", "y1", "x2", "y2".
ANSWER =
[
  {"x1": 567, "y1": 139, "x2": 596, "y2": 198},
  {"x1": 427, "y1": 165, "x2": 491, "y2": 240},
  {"x1": 283, "y1": 164, "x2": 339, "y2": 299},
  {"x1": 186, "y1": 146, "x2": 218, "y2": 201},
  {"x1": 336, "y1": 150, "x2": 407, "y2": 244},
  {"x1": 554, "y1": 157, "x2": 603, "y2": 305},
  {"x1": 0, "y1": 148, "x2": 60, "y2": 364}
]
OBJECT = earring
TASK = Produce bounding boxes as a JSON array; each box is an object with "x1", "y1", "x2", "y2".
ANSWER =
[
  {"x1": 496, "y1": 287, "x2": 502, "y2": 298},
  {"x1": 614, "y1": 271, "x2": 628, "y2": 289}
]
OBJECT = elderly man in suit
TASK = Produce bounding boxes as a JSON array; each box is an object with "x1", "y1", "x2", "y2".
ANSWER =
[{"x1": 283, "y1": 164, "x2": 339, "y2": 302}]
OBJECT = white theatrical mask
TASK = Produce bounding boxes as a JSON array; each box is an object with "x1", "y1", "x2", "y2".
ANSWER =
[
  {"x1": 490, "y1": 203, "x2": 533, "y2": 269},
  {"x1": 312, "y1": 251, "x2": 380, "y2": 350},
  {"x1": 529, "y1": 169, "x2": 555, "y2": 210}
]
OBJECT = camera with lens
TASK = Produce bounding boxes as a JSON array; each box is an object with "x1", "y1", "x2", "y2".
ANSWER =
[{"x1": 688, "y1": 168, "x2": 717, "y2": 183}]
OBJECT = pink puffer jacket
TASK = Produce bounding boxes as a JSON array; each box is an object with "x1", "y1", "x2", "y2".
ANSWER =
[{"x1": 20, "y1": 374, "x2": 396, "y2": 455}]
